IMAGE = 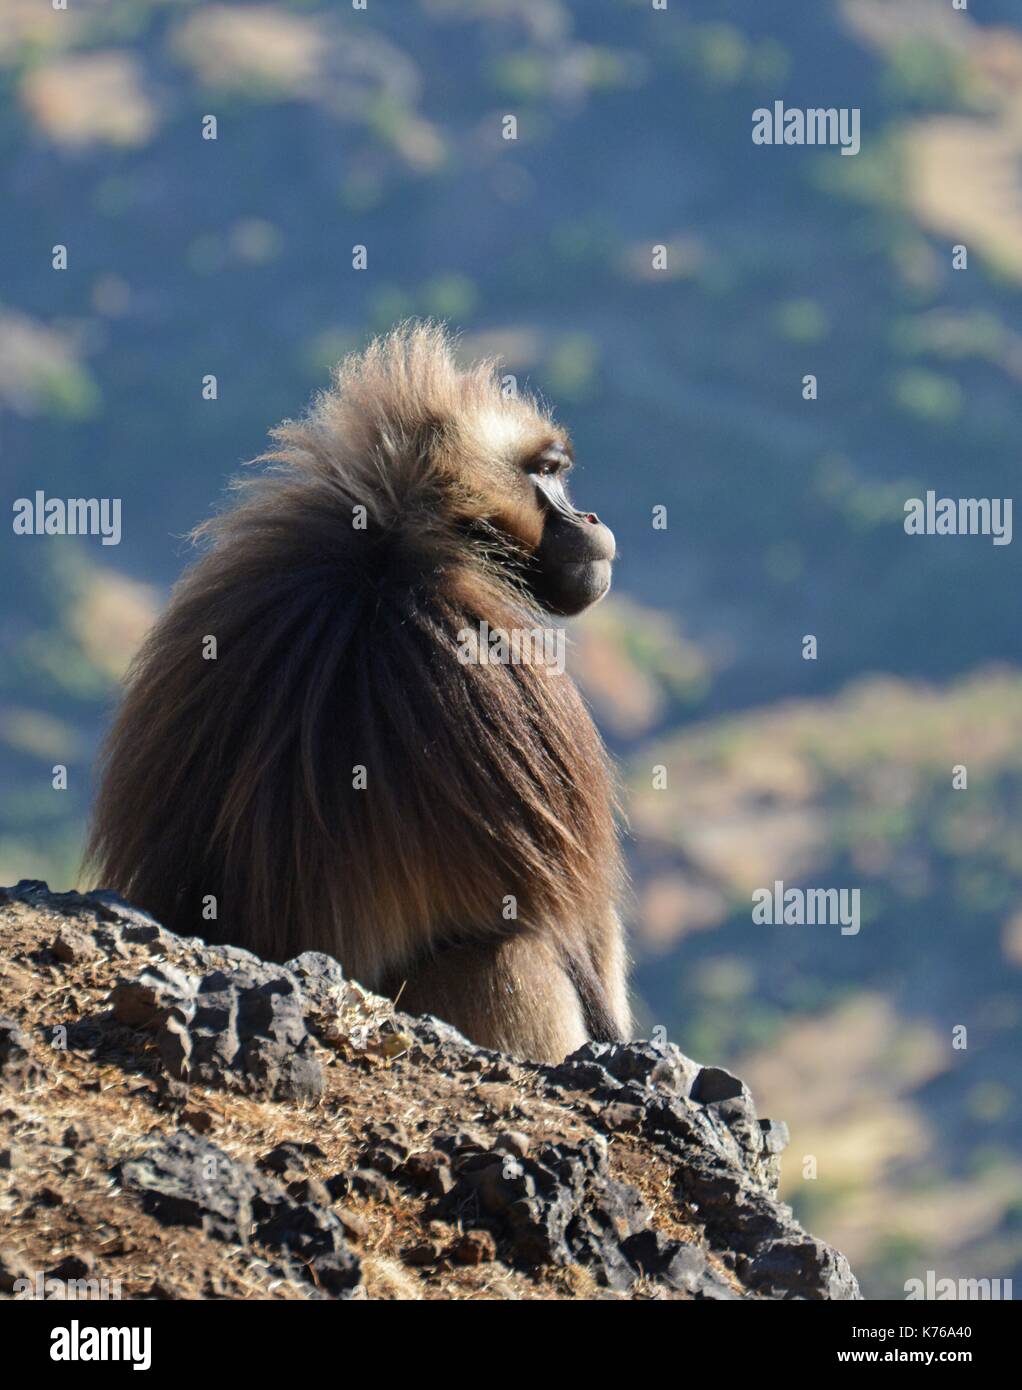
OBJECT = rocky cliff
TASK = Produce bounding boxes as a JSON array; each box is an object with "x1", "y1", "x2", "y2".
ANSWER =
[{"x1": 0, "y1": 881, "x2": 859, "y2": 1301}]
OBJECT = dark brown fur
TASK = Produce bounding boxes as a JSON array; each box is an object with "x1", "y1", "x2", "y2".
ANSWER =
[{"x1": 86, "y1": 324, "x2": 629, "y2": 1061}]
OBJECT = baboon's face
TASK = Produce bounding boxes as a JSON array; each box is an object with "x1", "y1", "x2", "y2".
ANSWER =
[{"x1": 517, "y1": 439, "x2": 616, "y2": 617}]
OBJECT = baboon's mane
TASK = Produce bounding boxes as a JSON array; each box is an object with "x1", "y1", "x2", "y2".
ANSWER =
[{"x1": 86, "y1": 325, "x2": 621, "y2": 990}]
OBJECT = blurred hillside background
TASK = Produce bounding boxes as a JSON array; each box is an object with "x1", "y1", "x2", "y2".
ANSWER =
[{"x1": 2, "y1": 0, "x2": 1021, "y2": 1298}]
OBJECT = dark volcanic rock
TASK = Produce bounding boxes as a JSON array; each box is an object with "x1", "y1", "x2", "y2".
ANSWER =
[
  {"x1": 258, "y1": 1141, "x2": 327, "y2": 1178},
  {"x1": 117, "y1": 1130, "x2": 360, "y2": 1297},
  {"x1": 621, "y1": 1229, "x2": 735, "y2": 1298},
  {"x1": 437, "y1": 1133, "x2": 656, "y2": 1291},
  {"x1": 110, "y1": 964, "x2": 196, "y2": 1028},
  {"x1": 691, "y1": 1065, "x2": 750, "y2": 1105},
  {"x1": 50, "y1": 925, "x2": 99, "y2": 964},
  {"x1": 539, "y1": 1038, "x2": 859, "y2": 1300},
  {"x1": 111, "y1": 960, "x2": 325, "y2": 1103},
  {"x1": 0, "y1": 881, "x2": 862, "y2": 1301},
  {"x1": 283, "y1": 950, "x2": 350, "y2": 1021}
]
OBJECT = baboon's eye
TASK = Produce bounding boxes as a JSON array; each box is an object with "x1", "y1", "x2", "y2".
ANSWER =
[{"x1": 530, "y1": 445, "x2": 572, "y2": 477}]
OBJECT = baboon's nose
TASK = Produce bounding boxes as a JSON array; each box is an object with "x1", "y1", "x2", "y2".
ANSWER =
[{"x1": 585, "y1": 519, "x2": 616, "y2": 563}]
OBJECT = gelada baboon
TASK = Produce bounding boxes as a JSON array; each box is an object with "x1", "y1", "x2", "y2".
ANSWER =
[{"x1": 87, "y1": 324, "x2": 629, "y2": 1062}]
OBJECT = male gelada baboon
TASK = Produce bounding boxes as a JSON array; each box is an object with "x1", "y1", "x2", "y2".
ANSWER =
[{"x1": 87, "y1": 324, "x2": 629, "y2": 1062}]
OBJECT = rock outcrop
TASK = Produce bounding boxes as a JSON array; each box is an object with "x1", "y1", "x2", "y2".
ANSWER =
[{"x1": 0, "y1": 881, "x2": 859, "y2": 1301}]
